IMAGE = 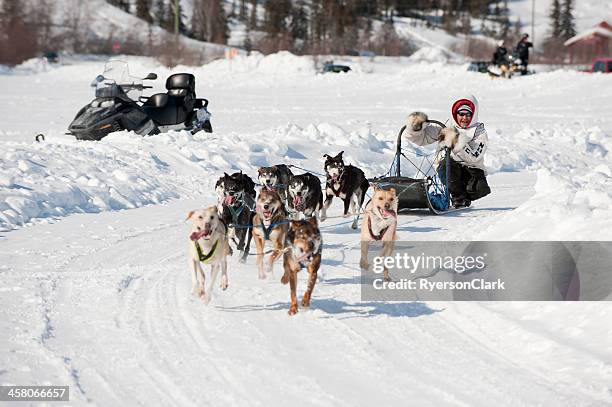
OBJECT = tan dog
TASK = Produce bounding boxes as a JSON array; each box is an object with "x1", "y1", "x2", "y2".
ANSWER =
[
  {"x1": 186, "y1": 206, "x2": 230, "y2": 304},
  {"x1": 252, "y1": 189, "x2": 289, "y2": 279},
  {"x1": 281, "y1": 218, "x2": 322, "y2": 315},
  {"x1": 359, "y1": 187, "x2": 398, "y2": 281}
]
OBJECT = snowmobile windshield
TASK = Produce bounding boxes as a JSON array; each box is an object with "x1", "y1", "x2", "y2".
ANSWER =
[{"x1": 93, "y1": 60, "x2": 143, "y2": 101}]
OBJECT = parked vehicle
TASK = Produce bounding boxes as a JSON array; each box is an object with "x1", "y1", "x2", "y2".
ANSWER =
[
  {"x1": 68, "y1": 60, "x2": 212, "y2": 141},
  {"x1": 590, "y1": 58, "x2": 612, "y2": 73}
]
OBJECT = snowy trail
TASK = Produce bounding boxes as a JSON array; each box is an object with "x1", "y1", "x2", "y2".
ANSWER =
[
  {"x1": 2, "y1": 171, "x2": 610, "y2": 406},
  {"x1": 1, "y1": 55, "x2": 612, "y2": 405}
]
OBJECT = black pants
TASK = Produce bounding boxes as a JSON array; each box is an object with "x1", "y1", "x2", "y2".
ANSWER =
[{"x1": 438, "y1": 157, "x2": 491, "y2": 203}]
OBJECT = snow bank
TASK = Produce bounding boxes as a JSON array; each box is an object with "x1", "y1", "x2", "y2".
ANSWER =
[
  {"x1": 479, "y1": 125, "x2": 612, "y2": 239},
  {"x1": 0, "y1": 136, "x2": 178, "y2": 230},
  {"x1": 0, "y1": 122, "x2": 390, "y2": 231},
  {"x1": 479, "y1": 166, "x2": 612, "y2": 239},
  {"x1": 408, "y1": 46, "x2": 460, "y2": 63},
  {"x1": 199, "y1": 51, "x2": 316, "y2": 77}
]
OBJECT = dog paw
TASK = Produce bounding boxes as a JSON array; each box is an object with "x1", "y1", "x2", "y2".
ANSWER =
[
  {"x1": 359, "y1": 259, "x2": 369, "y2": 271},
  {"x1": 288, "y1": 305, "x2": 298, "y2": 316},
  {"x1": 239, "y1": 256, "x2": 247, "y2": 264},
  {"x1": 320, "y1": 214, "x2": 327, "y2": 222},
  {"x1": 301, "y1": 298, "x2": 310, "y2": 308},
  {"x1": 220, "y1": 276, "x2": 228, "y2": 291},
  {"x1": 202, "y1": 293, "x2": 212, "y2": 305},
  {"x1": 351, "y1": 222, "x2": 358, "y2": 230},
  {"x1": 198, "y1": 286, "x2": 206, "y2": 298},
  {"x1": 280, "y1": 273, "x2": 289, "y2": 285}
]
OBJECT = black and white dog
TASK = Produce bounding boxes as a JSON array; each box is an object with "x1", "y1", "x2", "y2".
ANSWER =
[
  {"x1": 257, "y1": 164, "x2": 294, "y2": 202},
  {"x1": 287, "y1": 173, "x2": 323, "y2": 220},
  {"x1": 321, "y1": 151, "x2": 370, "y2": 229},
  {"x1": 215, "y1": 172, "x2": 256, "y2": 263}
]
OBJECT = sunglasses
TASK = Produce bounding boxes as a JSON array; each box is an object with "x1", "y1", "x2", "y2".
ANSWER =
[{"x1": 457, "y1": 111, "x2": 472, "y2": 117}]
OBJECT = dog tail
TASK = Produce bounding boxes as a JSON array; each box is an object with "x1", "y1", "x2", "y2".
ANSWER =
[{"x1": 360, "y1": 178, "x2": 370, "y2": 208}]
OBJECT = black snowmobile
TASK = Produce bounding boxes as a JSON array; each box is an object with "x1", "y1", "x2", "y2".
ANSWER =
[{"x1": 69, "y1": 60, "x2": 212, "y2": 141}]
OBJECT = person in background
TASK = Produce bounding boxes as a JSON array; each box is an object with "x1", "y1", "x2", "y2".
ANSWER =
[
  {"x1": 515, "y1": 33, "x2": 533, "y2": 75},
  {"x1": 492, "y1": 40, "x2": 508, "y2": 66}
]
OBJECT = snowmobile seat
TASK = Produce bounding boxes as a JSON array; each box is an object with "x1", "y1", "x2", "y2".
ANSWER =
[
  {"x1": 145, "y1": 93, "x2": 169, "y2": 108},
  {"x1": 166, "y1": 73, "x2": 196, "y2": 98},
  {"x1": 142, "y1": 73, "x2": 197, "y2": 126}
]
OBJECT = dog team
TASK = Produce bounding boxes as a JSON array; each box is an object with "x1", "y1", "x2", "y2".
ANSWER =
[
  {"x1": 187, "y1": 95, "x2": 492, "y2": 314},
  {"x1": 187, "y1": 150, "x2": 398, "y2": 315}
]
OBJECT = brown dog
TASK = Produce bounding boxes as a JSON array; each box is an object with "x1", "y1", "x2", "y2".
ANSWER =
[
  {"x1": 281, "y1": 218, "x2": 322, "y2": 315},
  {"x1": 359, "y1": 187, "x2": 398, "y2": 281},
  {"x1": 252, "y1": 189, "x2": 289, "y2": 279}
]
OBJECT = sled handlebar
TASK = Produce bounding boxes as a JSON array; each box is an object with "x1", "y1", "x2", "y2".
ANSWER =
[{"x1": 425, "y1": 119, "x2": 446, "y2": 128}]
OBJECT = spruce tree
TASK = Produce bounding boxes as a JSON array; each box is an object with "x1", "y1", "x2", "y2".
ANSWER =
[
  {"x1": 548, "y1": 0, "x2": 562, "y2": 37},
  {"x1": 249, "y1": 0, "x2": 257, "y2": 30},
  {"x1": 107, "y1": 0, "x2": 131, "y2": 12},
  {"x1": 155, "y1": 0, "x2": 170, "y2": 29},
  {"x1": 136, "y1": 0, "x2": 153, "y2": 23},
  {"x1": 560, "y1": 0, "x2": 576, "y2": 40}
]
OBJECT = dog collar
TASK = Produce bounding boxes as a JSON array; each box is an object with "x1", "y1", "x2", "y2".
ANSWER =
[
  {"x1": 367, "y1": 217, "x2": 389, "y2": 241},
  {"x1": 194, "y1": 239, "x2": 219, "y2": 264}
]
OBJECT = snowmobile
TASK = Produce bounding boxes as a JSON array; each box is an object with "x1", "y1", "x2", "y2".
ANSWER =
[
  {"x1": 68, "y1": 60, "x2": 212, "y2": 141},
  {"x1": 487, "y1": 52, "x2": 521, "y2": 79}
]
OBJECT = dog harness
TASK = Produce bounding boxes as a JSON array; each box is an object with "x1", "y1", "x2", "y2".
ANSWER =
[
  {"x1": 367, "y1": 217, "x2": 389, "y2": 241},
  {"x1": 194, "y1": 240, "x2": 219, "y2": 264},
  {"x1": 227, "y1": 204, "x2": 244, "y2": 224},
  {"x1": 327, "y1": 169, "x2": 345, "y2": 197},
  {"x1": 260, "y1": 220, "x2": 275, "y2": 241}
]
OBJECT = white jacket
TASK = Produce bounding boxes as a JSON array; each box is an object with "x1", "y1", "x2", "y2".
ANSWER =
[{"x1": 404, "y1": 94, "x2": 488, "y2": 172}]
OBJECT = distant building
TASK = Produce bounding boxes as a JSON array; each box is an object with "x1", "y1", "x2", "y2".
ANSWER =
[{"x1": 564, "y1": 21, "x2": 612, "y2": 63}]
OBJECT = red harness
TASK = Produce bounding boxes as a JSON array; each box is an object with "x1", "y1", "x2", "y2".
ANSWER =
[{"x1": 368, "y1": 217, "x2": 389, "y2": 241}]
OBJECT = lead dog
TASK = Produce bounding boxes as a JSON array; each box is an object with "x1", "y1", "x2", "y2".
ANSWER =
[
  {"x1": 252, "y1": 189, "x2": 289, "y2": 279},
  {"x1": 359, "y1": 187, "x2": 398, "y2": 282},
  {"x1": 321, "y1": 151, "x2": 369, "y2": 229},
  {"x1": 257, "y1": 164, "x2": 294, "y2": 202},
  {"x1": 215, "y1": 172, "x2": 256, "y2": 263},
  {"x1": 186, "y1": 206, "x2": 230, "y2": 304},
  {"x1": 281, "y1": 218, "x2": 322, "y2": 315},
  {"x1": 287, "y1": 173, "x2": 323, "y2": 220}
]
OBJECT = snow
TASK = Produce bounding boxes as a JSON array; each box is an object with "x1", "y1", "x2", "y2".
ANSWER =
[{"x1": 1, "y1": 53, "x2": 612, "y2": 405}]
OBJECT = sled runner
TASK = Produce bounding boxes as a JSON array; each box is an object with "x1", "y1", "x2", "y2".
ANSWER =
[{"x1": 369, "y1": 120, "x2": 453, "y2": 215}]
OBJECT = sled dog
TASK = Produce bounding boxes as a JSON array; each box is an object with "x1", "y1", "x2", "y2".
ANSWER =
[
  {"x1": 215, "y1": 172, "x2": 256, "y2": 263},
  {"x1": 281, "y1": 218, "x2": 322, "y2": 315},
  {"x1": 252, "y1": 189, "x2": 289, "y2": 279},
  {"x1": 186, "y1": 206, "x2": 230, "y2": 304},
  {"x1": 359, "y1": 187, "x2": 398, "y2": 282},
  {"x1": 257, "y1": 164, "x2": 294, "y2": 202},
  {"x1": 321, "y1": 151, "x2": 369, "y2": 229},
  {"x1": 287, "y1": 173, "x2": 323, "y2": 220}
]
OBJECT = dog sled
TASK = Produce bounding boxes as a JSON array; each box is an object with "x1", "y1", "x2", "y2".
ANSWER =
[{"x1": 369, "y1": 120, "x2": 453, "y2": 215}]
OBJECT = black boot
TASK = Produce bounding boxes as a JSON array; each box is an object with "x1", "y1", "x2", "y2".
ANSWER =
[{"x1": 452, "y1": 197, "x2": 471, "y2": 208}]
